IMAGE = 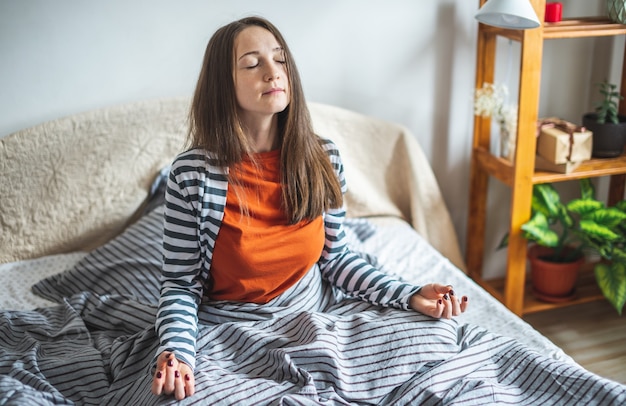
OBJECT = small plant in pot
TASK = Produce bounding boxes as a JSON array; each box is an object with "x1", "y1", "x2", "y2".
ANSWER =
[
  {"x1": 582, "y1": 80, "x2": 626, "y2": 158},
  {"x1": 499, "y1": 179, "x2": 626, "y2": 314}
]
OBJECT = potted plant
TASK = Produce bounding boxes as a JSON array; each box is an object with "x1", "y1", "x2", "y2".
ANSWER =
[
  {"x1": 582, "y1": 80, "x2": 626, "y2": 158},
  {"x1": 500, "y1": 178, "x2": 626, "y2": 314}
]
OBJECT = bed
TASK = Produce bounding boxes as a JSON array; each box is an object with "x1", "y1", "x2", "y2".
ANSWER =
[{"x1": 0, "y1": 98, "x2": 624, "y2": 405}]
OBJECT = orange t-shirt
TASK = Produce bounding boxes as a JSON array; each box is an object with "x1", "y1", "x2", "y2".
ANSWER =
[{"x1": 208, "y1": 149, "x2": 325, "y2": 303}]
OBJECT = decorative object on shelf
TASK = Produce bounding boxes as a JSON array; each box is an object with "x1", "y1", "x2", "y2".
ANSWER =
[
  {"x1": 607, "y1": 0, "x2": 626, "y2": 24},
  {"x1": 535, "y1": 117, "x2": 592, "y2": 173},
  {"x1": 582, "y1": 80, "x2": 626, "y2": 157},
  {"x1": 474, "y1": 82, "x2": 518, "y2": 161},
  {"x1": 500, "y1": 179, "x2": 626, "y2": 313},
  {"x1": 544, "y1": 2, "x2": 562, "y2": 23},
  {"x1": 475, "y1": 0, "x2": 541, "y2": 29},
  {"x1": 534, "y1": 154, "x2": 582, "y2": 174}
]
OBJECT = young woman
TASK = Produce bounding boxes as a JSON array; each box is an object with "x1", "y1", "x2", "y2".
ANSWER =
[{"x1": 151, "y1": 16, "x2": 468, "y2": 401}]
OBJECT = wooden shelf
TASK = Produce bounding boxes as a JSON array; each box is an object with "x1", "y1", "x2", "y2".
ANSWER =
[
  {"x1": 474, "y1": 147, "x2": 626, "y2": 186},
  {"x1": 543, "y1": 17, "x2": 626, "y2": 39},
  {"x1": 477, "y1": 264, "x2": 605, "y2": 315},
  {"x1": 466, "y1": 0, "x2": 626, "y2": 317},
  {"x1": 481, "y1": 17, "x2": 626, "y2": 41},
  {"x1": 533, "y1": 152, "x2": 626, "y2": 183}
]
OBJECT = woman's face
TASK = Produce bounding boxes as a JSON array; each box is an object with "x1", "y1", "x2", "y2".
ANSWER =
[{"x1": 233, "y1": 26, "x2": 290, "y2": 121}]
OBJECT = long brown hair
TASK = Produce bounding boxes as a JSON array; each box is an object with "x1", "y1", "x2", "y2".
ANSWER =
[{"x1": 188, "y1": 16, "x2": 342, "y2": 223}]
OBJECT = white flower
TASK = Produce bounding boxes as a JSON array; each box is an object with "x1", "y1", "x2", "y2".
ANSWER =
[{"x1": 474, "y1": 83, "x2": 517, "y2": 135}]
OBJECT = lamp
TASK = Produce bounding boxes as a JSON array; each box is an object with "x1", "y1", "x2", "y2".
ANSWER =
[{"x1": 475, "y1": 0, "x2": 541, "y2": 29}]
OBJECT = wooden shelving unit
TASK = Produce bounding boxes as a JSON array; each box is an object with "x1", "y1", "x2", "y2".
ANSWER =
[{"x1": 467, "y1": 0, "x2": 626, "y2": 316}]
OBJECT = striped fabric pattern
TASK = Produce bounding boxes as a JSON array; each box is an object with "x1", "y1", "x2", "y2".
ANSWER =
[
  {"x1": 31, "y1": 206, "x2": 165, "y2": 304},
  {"x1": 156, "y1": 139, "x2": 421, "y2": 370},
  {"x1": 2, "y1": 268, "x2": 625, "y2": 405}
]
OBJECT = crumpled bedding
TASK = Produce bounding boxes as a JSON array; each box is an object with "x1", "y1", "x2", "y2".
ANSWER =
[
  {"x1": 0, "y1": 211, "x2": 571, "y2": 364},
  {"x1": 1, "y1": 270, "x2": 624, "y2": 405},
  {"x1": 1, "y1": 208, "x2": 624, "y2": 405}
]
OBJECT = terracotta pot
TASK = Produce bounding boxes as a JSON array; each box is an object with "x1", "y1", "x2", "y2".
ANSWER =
[{"x1": 527, "y1": 245, "x2": 584, "y2": 302}]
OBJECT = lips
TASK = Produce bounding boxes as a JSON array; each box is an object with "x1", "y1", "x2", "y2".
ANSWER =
[{"x1": 263, "y1": 88, "x2": 284, "y2": 95}]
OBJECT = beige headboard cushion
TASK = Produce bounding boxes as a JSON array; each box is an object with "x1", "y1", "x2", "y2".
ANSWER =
[
  {"x1": 308, "y1": 103, "x2": 465, "y2": 271},
  {"x1": 0, "y1": 98, "x2": 465, "y2": 270},
  {"x1": 0, "y1": 97, "x2": 190, "y2": 264}
]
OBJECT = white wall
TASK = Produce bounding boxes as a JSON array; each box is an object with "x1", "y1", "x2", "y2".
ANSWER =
[{"x1": 0, "y1": 0, "x2": 618, "y2": 278}]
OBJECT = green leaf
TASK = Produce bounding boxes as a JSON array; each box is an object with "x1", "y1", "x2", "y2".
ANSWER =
[
  {"x1": 531, "y1": 194, "x2": 550, "y2": 218},
  {"x1": 579, "y1": 178, "x2": 595, "y2": 200},
  {"x1": 533, "y1": 184, "x2": 562, "y2": 219},
  {"x1": 595, "y1": 262, "x2": 626, "y2": 315},
  {"x1": 497, "y1": 233, "x2": 509, "y2": 250},
  {"x1": 521, "y1": 212, "x2": 559, "y2": 247},
  {"x1": 611, "y1": 246, "x2": 626, "y2": 264},
  {"x1": 556, "y1": 204, "x2": 573, "y2": 228},
  {"x1": 615, "y1": 200, "x2": 626, "y2": 212},
  {"x1": 567, "y1": 198, "x2": 604, "y2": 216},
  {"x1": 579, "y1": 219, "x2": 622, "y2": 242},
  {"x1": 612, "y1": 246, "x2": 626, "y2": 262},
  {"x1": 585, "y1": 207, "x2": 626, "y2": 229}
]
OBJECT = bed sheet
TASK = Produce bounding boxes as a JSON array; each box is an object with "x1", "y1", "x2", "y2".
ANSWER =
[{"x1": 0, "y1": 252, "x2": 86, "y2": 310}]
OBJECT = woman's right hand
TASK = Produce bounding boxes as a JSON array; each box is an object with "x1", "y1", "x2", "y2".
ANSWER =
[
  {"x1": 409, "y1": 283, "x2": 468, "y2": 319},
  {"x1": 151, "y1": 351, "x2": 195, "y2": 400}
]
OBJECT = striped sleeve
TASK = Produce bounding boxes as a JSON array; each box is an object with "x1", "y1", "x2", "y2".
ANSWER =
[
  {"x1": 154, "y1": 152, "x2": 207, "y2": 371},
  {"x1": 318, "y1": 139, "x2": 421, "y2": 310}
]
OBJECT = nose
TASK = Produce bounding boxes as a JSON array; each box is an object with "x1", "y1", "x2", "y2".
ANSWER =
[{"x1": 264, "y1": 66, "x2": 281, "y2": 82}]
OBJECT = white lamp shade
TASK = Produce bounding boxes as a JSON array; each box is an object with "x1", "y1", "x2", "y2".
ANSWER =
[{"x1": 475, "y1": 0, "x2": 541, "y2": 29}]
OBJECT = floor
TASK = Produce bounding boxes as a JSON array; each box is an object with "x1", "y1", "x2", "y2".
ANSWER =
[{"x1": 524, "y1": 299, "x2": 626, "y2": 385}]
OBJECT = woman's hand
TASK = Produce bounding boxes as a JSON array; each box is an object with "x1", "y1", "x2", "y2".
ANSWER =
[
  {"x1": 409, "y1": 283, "x2": 468, "y2": 319},
  {"x1": 151, "y1": 351, "x2": 195, "y2": 400}
]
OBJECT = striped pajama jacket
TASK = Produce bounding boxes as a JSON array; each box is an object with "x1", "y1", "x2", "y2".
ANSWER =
[{"x1": 155, "y1": 139, "x2": 421, "y2": 370}]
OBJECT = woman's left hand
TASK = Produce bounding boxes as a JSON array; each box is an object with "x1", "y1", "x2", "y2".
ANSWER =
[
  {"x1": 409, "y1": 283, "x2": 468, "y2": 319},
  {"x1": 151, "y1": 351, "x2": 195, "y2": 400}
]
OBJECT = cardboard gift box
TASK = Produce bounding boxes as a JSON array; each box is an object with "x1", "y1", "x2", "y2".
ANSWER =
[
  {"x1": 537, "y1": 117, "x2": 592, "y2": 164},
  {"x1": 534, "y1": 154, "x2": 583, "y2": 174}
]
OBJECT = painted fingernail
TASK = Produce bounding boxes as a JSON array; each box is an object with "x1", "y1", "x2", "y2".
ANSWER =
[
  {"x1": 438, "y1": 299, "x2": 443, "y2": 305},
  {"x1": 175, "y1": 370, "x2": 180, "y2": 378},
  {"x1": 185, "y1": 374, "x2": 191, "y2": 381},
  {"x1": 167, "y1": 359, "x2": 174, "y2": 367},
  {"x1": 156, "y1": 371, "x2": 162, "y2": 379},
  {"x1": 443, "y1": 294, "x2": 449, "y2": 300},
  {"x1": 449, "y1": 290, "x2": 455, "y2": 296},
  {"x1": 463, "y1": 296, "x2": 468, "y2": 302}
]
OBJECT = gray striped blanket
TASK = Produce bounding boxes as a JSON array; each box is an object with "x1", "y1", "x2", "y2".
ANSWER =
[{"x1": 1, "y1": 263, "x2": 625, "y2": 405}]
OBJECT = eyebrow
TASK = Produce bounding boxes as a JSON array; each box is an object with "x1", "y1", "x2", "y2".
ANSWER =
[{"x1": 238, "y1": 47, "x2": 284, "y2": 61}]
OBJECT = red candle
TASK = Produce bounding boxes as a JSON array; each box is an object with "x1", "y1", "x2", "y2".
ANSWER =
[{"x1": 545, "y1": 2, "x2": 563, "y2": 23}]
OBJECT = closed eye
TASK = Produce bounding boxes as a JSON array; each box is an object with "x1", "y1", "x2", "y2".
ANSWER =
[{"x1": 245, "y1": 60, "x2": 284, "y2": 69}]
